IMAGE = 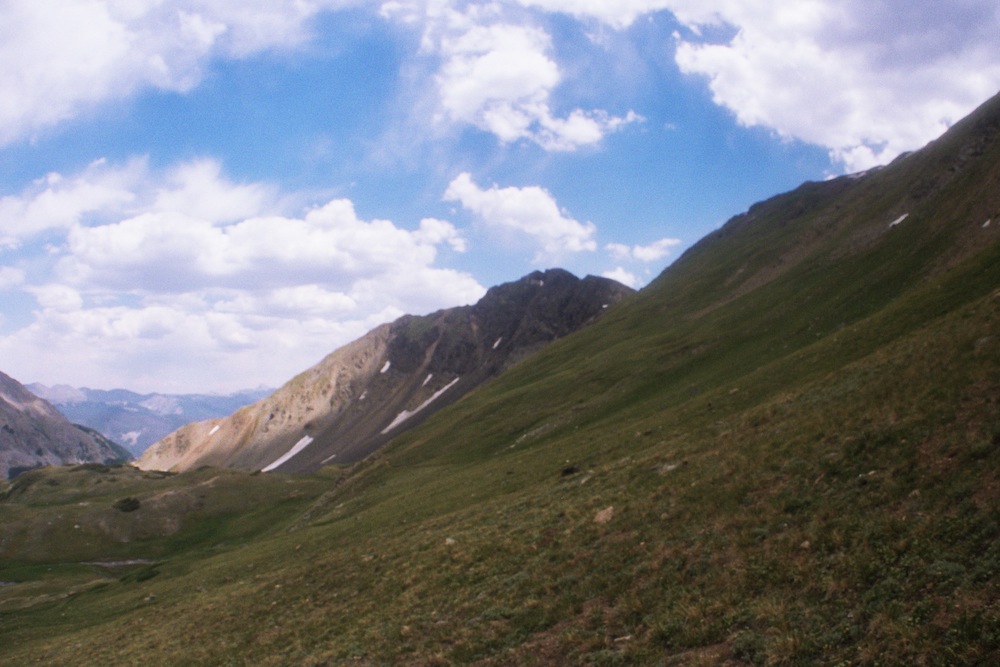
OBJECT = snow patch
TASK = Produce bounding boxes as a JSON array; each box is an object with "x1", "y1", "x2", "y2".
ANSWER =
[
  {"x1": 359, "y1": 390, "x2": 367, "y2": 401},
  {"x1": 422, "y1": 373, "x2": 434, "y2": 387},
  {"x1": 984, "y1": 219, "x2": 992, "y2": 228},
  {"x1": 140, "y1": 395, "x2": 182, "y2": 416},
  {"x1": 208, "y1": 425, "x2": 220, "y2": 436},
  {"x1": 0, "y1": 392, "x2": 49, "y2": 415},
  {"x1": 888, "y1": 213, "x2": 909, "y2": 228},
  {"x1": 120, "y1": 431, "x2": 142, "y2": 446},
  {"x1": 1, "y1": 392, "x2": 24, "y2": 411},
  {"x1": 492, "y1": 337, "x2": 502, "y2": 350},
  {"x1": 381, "y1": 377, "x2": 461, "y2": 434},
  {"x1": 262, "y1": 435, "x2": 314, "y2": 472},
  {"x1": 380, "y1": 361, "x2": 391, "y2": 374}
]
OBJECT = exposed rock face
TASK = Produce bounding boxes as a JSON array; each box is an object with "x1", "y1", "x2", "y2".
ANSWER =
[
  {"x1": 138, "y1": 269, "x2": 633, "y2": 473},
  {"x1": 0, "y1": 371, "x2": 131, "y2": 479}
]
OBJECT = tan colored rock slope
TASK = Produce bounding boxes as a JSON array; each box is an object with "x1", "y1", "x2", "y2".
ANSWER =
[{"x1": 138, "y1": 269, "x2": 633, "y2": 473}]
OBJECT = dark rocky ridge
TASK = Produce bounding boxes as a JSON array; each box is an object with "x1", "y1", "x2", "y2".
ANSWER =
[
  {"x1": 0, "y1": 371, "x2": 131, "y2": 479},
  {"x1": 138, "y1": 269, "x2": 633, "y2": 473}
]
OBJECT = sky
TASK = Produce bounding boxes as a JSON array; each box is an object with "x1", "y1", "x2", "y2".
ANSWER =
[{"x1": 1, "y1": 0, "x2": 999, "y2": 395}]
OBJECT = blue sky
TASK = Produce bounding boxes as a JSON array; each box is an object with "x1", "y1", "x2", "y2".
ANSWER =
[{"x1": 1, "y1": 0, "x2": 999, "y2": 394}]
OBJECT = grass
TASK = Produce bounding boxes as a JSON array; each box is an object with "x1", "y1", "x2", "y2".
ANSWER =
[
  {"x1": 4, "y1": 269, "x2": 997, "y2": 665},
  {"x1": 2, "y1": 95, "x2": 999, "y2": 665}
]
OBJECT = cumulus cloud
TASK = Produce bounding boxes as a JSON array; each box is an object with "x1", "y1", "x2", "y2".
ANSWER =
[
  {"x1": 0, "y1": 267, "x2": 26, "y2": 290},
  {"x1": 601, "y1": 267, "x2": 640, "y2": 289},
  {"x1": 667, "y1": 0, "x2": 1000, "y2": 171},
  {"x1": 214, "y1": 285, "x2": 358, "y2": 319},
  {"x1": 5, "y1": 0, "x2": 997, "y2": 174},
  {"x1": 384, "y1": 1, "x2": 640, "y2": 150},
  {"x1": 0, "y1": 157, "x2": 484, "y2": 392},
  {"x1": 416, "y1": 217, "x2": 468, "y2": 252},
  {"x1": 151, "y1": 159, "x2": 278, "y2": 223},
  {"x1": 444, "y1": 172, "x2": 596, "y2": 259},
  {"x1": 602, "y1": 237, "x2": 678, "y2": 288},
  {"x1": 0, "y1": 155, "x2": 292, "y2": 256},
  {"x1": 606, "y1": 237, "x2": 680, "y2": 263},
  {"x1": 58, "y1": 198, "x2": 473, "y2": 297},
  {"x1": 0, "y1": 0, "x2": 359, "y2": 146},
  {"x1": 0, "y1": 158, "x2": 144, "y2": 248},
  {"x1": 504, "y1": 1, "x2": 1000, "y2": 171},
  {"x1": 10, "y1": 296, "x2": 415, "y2": 392},
  {"x1": 27, "y1": 284, "x2": 85, "y2": 312}
]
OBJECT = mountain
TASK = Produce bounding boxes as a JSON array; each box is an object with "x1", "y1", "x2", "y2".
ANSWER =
[
  {"x1": 3, "y1": 92, "x2": 1000, "y2": 665},
  {"x1": 26, "y1": 384, "x2": 272, "y2": 456},
  {"x1": 0, "y1": 371, "x2": 131, "y2": 479},
  {"x1": 138, "y1": 269, "x2": 634, "y2": 473}
]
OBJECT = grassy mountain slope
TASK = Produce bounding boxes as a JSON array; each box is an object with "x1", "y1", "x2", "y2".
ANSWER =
[{"x1": 1, "y1": 92, "x2": 999, "y2": 665}]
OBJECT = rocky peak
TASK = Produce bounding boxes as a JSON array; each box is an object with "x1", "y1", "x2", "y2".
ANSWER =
[
  {"x1": 139, "y1": 270, "x2": 633, "y2": 474},
  {"x1": 0, "y1": 371, "x2": 131, "y2": 479}
]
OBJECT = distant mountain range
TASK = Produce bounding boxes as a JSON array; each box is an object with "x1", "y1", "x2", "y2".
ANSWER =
[
  {"x1": 0, "y1": 371, "x2": 131, "y2": 479},
  {"x1": 27, "y1": 384, "x2": 273, "y2": 456},
  {"x1": 138, "y1": 269, "x2": 633, "y2": 473}
]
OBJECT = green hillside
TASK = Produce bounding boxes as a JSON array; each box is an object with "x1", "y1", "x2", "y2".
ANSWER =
[{"x1": 2, "y1": 92, "x2": 999, "y2": 665}]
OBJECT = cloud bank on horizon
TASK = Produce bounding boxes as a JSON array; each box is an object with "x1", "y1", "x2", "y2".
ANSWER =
[{"x1": 1, "y1": 0, "x2": 998, "y2": 393}]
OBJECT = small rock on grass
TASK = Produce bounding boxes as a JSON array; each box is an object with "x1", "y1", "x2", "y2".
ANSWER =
[{"x1": 594, "y1": 506, "x2": 615, "y2": 524}]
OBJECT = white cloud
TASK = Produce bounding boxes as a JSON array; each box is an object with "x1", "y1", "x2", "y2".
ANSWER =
[
  {"x1": 0, "y1": 267, "x2": 26, "y2": 290},
  {"x1": 444, "y1": 172, "x2": 596, "y2": 259},
  {"x1": 435, "y1": 23, "x2": 560, "y2": 142},
  {"x1": 603, "y1": 237, "x2": 678, "y2": 288},
  {"x1": 384, "y1": 2, "x2": 640, "y2": 150},
  {"x1": 152, "y1": 159, "x2": 277, "y2": 223},
  {"x1": 0, "y1": 158, "x2": 144, "y2": 248},
  {"x1": 27, "y1": 284, "x2": 84, "y2": 312},
  {"x1": 601, "y1": 266, "x2": 640, "y2": 289},
  {"x1": 0, "y1": 0, "x2": 359, "y2": 146},
  {"x1": 607, "y1": 237, "x2": 680, "y2": 262},
  {"x1": 667, "y1": 0, "x2": 1000, "y2": 171},
  {"x1": 0, "y1": 157, "x2": 485, "y2": 393},
  {"x1": 0, "y1": 154, "x2": 284, "y2": 248},
  {"x1": 496, "y1": 1, "x2": 1000, "y2": 171},
  {"x1": 606, "y1": 244, "x2": 630, "y2": 260},
  {"x1": 382, "y1": 0, "x2": 1000, "y2": 168},
  {"x1": 59, "y1": 198, "x2": 474, "y2": 296},
  {"x1": 213, "y1": 286, "x2": 357, "y2": 319},
  {"x1": 416, "y1": 217, "x2": 468, "y2": 252}
]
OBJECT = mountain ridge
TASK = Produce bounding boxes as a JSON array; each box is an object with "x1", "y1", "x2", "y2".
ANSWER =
[
  {"x1": 138, "y1": 269, "x2": 633, "y2": 473},
  {"x1": 0, "y1": 371, "x2": 131, "y2": 479}
]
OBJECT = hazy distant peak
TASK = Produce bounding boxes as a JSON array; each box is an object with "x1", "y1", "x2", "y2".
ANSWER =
[{"x1": 25, "y1": 383, "x2": 87, "y2": 404}]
